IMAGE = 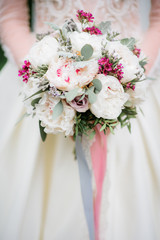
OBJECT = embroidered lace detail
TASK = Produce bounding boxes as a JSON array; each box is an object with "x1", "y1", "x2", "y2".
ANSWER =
[{"x1": 35, "y1": 0, "x2": 141, "y2": 38}]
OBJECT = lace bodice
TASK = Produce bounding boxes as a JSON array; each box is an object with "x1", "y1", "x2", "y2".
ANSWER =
[{"x1": 35, "y1": 0, "x2": 141, "y2": 38}]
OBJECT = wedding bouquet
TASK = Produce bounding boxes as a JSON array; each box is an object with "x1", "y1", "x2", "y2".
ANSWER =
[
  {"x1": 18, "y1": 10, "x2": 147, "y2": 240},
  {"x1": 18, "y1": 10, "x2": 147, "y2": 142}
]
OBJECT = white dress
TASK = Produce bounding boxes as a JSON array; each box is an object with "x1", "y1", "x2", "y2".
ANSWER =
[{"x1": 0, "y1": 0, "x2": 160, "y2": 240}]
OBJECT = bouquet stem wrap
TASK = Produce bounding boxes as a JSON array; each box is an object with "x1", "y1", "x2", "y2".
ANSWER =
[{"x1": 76, "y1": 127, "x2": 107, "y2": 240}]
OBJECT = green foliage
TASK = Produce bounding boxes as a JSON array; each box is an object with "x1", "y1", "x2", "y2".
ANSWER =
[
  {"x1": 39, "y1": 121, "x2": 47, "y2": 142},
  {"x1": 45, "y1": 22, "x2": 60, "y2": 31},
  {"x1": 92, "y1": 79, "x2": 102, "y2": 93},
  {"x1": 87, "y1": 87, "x2": 97, "y2": 104},
  {"x1": 139, "y1": 58, "x2": 148, "y2": 71},
  {"x1": 52, "y1": 100, "x2": 64, "y2": 120},
  {"x1": 33, "y1": 64, "x2": 49, "y2": 78},
  {"x1": 31, "y1": 97, "x2": 42, "y2": 108},
  {"x1": 81, "y1": 44, "x2": 93, "y2": 60},
  {"x1": 98, "y1": 21, "x2": 111, "y2": 34},
  {"x1": 120, "y1": 37, "x2": 136, "y2": 51},
  {"x1": 65, "y1": 88, "x2": 79, "y2": 102},
  {"x1": 106, "y1": 32, "x2": 120, "y2": 41},
  {"x1": 118, "y1": 106, "x2": 137, "y2": 133},
  {"x1": 73, "y1": 110, "x2": 118, "y2": 139}
]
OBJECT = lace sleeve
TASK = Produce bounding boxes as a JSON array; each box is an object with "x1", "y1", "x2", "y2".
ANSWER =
[
  {"x1": 141, "y1": 0, "x2": 160, "y2": 74},
  {"x1": 0, "y1": 0, "x2": 35, "y2": 66}
]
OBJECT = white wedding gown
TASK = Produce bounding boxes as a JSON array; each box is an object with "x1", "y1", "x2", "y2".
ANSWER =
[{"x1": 0, "y1": 0, "x2": 160, "y2": 240}]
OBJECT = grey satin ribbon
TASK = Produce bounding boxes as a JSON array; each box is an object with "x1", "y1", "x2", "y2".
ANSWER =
[{"x1": 76, "y1": 136, "x2": 95, "y2": 240}]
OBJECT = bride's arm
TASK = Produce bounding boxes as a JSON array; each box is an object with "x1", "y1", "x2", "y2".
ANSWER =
[
  {"x1": 0, "y1": 0, "x2": 35, "y2": 66},
  {"x1": 141, "y1": 0, "x2": 160, "y2": 74}
]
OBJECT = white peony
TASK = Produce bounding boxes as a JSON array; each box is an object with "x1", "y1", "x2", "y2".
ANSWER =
[
  {"x1": 46, "y1": 58, "x2": 99, "y2": 91},
  {"x1": 28, "y1": 35, "x2": 59, "y2": 68},
  {"x1": 105, "y1": 41, "x2": 143, "y2": 83},
  {"x1": 69, "y1": 32, "x2": 104, "y2": 59},
  {"x1": 126, "y1": 81, "x2": 148, "y2": 107},
  {"x1": 90, "y1": 74, "x2": 129, "y2": 119},
  {"x1": 36, "y1": 94, "x2": 75, "y2": 136}
]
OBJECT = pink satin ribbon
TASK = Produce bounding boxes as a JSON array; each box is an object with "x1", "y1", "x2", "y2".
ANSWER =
[{"x1": 90, "y1": 126, "x2": 107, "y2": 240}]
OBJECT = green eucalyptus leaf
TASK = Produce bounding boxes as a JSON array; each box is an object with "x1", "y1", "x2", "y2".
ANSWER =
[
  {"x1": 92, "y1": 79, "x2": 102, "y2": 93},
  {"x1": 45, "y1": 22, "x2": 60, "y2": 31},
  {"x1": 65, "y1": 88, "x2": 79, "y2": 102},
  {"x1": 88, "y1": 88, "x2": 97, "y2": 104},
  {"x1": 39, "y1": 121, "x2": 47, "y2": 142},
  {"x1": 81, "y1": 44, "x2": 93, "y2": 60},
  {"x1": 52, "y1": 100, "x2": 63, "y2": 120},
  {"x1": 31, "y1": 97, "x2": 42, "y2": 108},
  {"x1": 98, "y1": 21, "x2": 111, "y2": 34},
  {"x1": 120, "y1": 37, "x2": 136, "y2": 51}
]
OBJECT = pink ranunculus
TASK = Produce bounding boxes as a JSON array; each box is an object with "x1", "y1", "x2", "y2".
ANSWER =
[{"x1": 69, "y1": 95, "x2": 89, "y2": 112}]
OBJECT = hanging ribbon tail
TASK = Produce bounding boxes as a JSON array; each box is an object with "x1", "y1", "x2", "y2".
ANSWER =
[
  {"x1": 90, "y1": 126, "x2": 107, "y2": 240},
  {"x1": 76, "y1": 135, "x2": 95, "y2": 240}
]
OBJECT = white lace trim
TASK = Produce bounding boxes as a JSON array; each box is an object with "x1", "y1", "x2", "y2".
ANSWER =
[{"x1": 34, "y1": 0, "x2": 141, "y2": 38}]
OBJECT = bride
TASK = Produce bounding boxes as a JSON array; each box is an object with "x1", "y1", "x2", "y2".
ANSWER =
[{"x1": 0, "y1": 0, "x2": 160, "y2": 239}]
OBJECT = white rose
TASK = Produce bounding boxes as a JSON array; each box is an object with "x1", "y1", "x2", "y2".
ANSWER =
[
  {"x1": 90, "y1": 74, "x2": 129, "y2": 119},
  {"x1": 105, "y1": 41, "x2": 142, "y2": 83},
  {"x1": 28, "y1": 35, "x2": 59, "y2": 68},
  {"x1": 69, "y1": 32, "x2": 104, "y2": 59},
  {"x1": 46, "y1": 58, "x2": 99, "y2": 91},
  {"x1": 36, "y1": 94, "x2": 75, "y2": 136}
]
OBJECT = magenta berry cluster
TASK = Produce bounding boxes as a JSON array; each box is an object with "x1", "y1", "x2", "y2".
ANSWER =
[
  {"x1": 83, "y1": 26, "x2": 102, "y2": 35},
  {"x1": 133, "y1": 46, "x2": 141, "y2": 58},
  {"x1": 126, "y1": 82, "x2": 135, "y2": 91},
  {"x1": 76, "y1": 10, "x2": 94, "y2": 23},
  {"x1": 98, "y1": 57, "x2": 124, "y2": 81},
  {"x1": 18, "y1": 60, "x2": 31, "y2": 83}
]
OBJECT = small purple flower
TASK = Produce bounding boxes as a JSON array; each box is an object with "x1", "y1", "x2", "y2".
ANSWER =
[{"x1": 69, "y1": 95, "x2": 89, "y2": 112}]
